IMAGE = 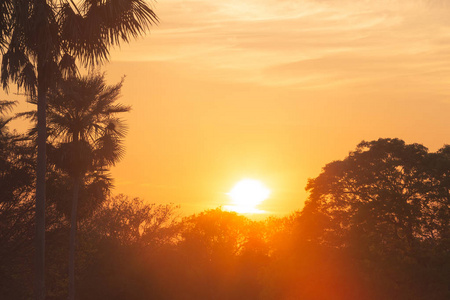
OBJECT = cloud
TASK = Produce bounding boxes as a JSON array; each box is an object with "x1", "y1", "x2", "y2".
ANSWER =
[{"x1": 111, "y1": 0, "x2": 450, "y2": 89}]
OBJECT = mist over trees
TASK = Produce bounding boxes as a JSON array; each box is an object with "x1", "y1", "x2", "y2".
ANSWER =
[{"x1": 1, "y1": 109, "x2": 449, "y2": 300}]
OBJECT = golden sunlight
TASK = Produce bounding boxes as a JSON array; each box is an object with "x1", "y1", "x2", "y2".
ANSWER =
[{"x1": 224, "y1": 178, "x2": 271, "y2": 214}]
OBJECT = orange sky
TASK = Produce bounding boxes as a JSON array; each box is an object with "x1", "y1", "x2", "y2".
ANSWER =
[{"x1": 4, "y1": 0, "x2": 450, "y2": 217}]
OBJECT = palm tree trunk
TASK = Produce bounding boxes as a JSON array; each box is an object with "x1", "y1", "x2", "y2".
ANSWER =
[
  {"x1": 68, "y1": 176, "x2": 80, "y2": 300},
  {"x1": 35, "y1": 65, "x2": 46, "y2": 300}
]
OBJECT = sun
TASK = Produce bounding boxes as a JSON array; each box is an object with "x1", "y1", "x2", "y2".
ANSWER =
[{"x1": 224, "y1": 179, "x2": 271, "y2": 214}]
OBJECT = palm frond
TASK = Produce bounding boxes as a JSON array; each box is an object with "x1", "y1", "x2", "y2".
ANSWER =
[
  {"x1": 0, "y1": 0, "x2": 13, "y2": 53},
  {"x1": 98, "y1": 0, "x2": 158, "y2": 46},
  {"x1": 59, "y1": 53, "x2": 79, "y2": 79},
  {"x1": 105, "y1": 103, "x2": 131, "y2": 114},
  {"x1": 94, "y1": 131, "x2": 125, "y2": 166},
  {"x1": 0, "y1": 100, "x2": 17, "y2": 115},
  {"x1": 60, "y1": 2, "x2": 110, "y2": 66},
  {"x1": 17, "y1": 61, "x2": 37, "y2": 95},
  {"x1": 104, "y1": 117, "x2": 128, "y2": 138},
  {"x1": 1, "y1": 31, "x2": 30, "y2": 91},
  {"x1": 62, "y1": 0, "x2": 158, "y2": 65},
  {"x1": 0, "y1": 116, "x2": 14, "y2": 134},
  {"x1": 15, "y1": 110, "x2": 36, "y2": 121}
]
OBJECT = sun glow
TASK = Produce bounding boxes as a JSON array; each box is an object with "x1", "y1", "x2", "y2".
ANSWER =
[{"x1": 224, "y1": 179, "x2": 271, "y2": 214}]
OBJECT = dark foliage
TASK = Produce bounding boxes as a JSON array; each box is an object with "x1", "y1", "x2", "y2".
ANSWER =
[
  {"x1": 1, "y1": 134, "x2": 449, "y2": 299},
  {"x1": 0, "y1": 102, "x2": 35, "y2": 299}
]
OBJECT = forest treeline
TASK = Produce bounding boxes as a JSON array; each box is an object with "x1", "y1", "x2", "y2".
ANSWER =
[{"x1": 2, "y1": 91, "x2": 450, "y2": 299}]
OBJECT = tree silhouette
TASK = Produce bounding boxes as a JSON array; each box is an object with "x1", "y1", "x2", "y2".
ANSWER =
[
  {"x1": 304, "y1": 139, "x2": 437, "y2": 249},
  {"x1": 177, "y1": 209, "x2": 251, "y2": 299},
  {"x1": 301, "y1": 138, "x2": 450, "y2": 299},
  {"x1": 0, "y1": 1, "x2": 157, "y2": 298},
  {"x1": 77, "y1": 195, "x2": 179, "y2": 300},
  {"x1": 23, "y1": 73, "x2": 130, "y2": 299}
]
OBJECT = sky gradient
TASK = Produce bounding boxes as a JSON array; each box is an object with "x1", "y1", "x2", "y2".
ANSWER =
[{"x1": 4, "y1": 0, "x2": 450, "y2": 216}]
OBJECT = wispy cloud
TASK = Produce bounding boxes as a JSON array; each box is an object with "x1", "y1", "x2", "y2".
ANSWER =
[{"x1": 108, "y1": 0, "x2": 450, "y2": 89}]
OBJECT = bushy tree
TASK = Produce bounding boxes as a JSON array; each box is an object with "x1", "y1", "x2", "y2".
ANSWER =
[
  {"x1": 77, "y1": 195, "x2": 179, "y2": 300},
  {"x1": 300, "y1": 138, "x2": 450, "y2": 299}
]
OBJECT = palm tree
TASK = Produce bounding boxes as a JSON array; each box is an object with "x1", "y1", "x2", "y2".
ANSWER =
[
  {"x1": 1, "y1": 1, "x2": 157, "y2": 299},
  {"x1": 24, "y1": 73, "x2": 130, "y2": 299}
]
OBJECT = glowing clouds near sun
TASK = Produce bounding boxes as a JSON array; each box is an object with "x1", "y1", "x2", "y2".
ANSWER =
[{"x1": 224, "y1": 179, "x2": 271, "y2": 214}]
